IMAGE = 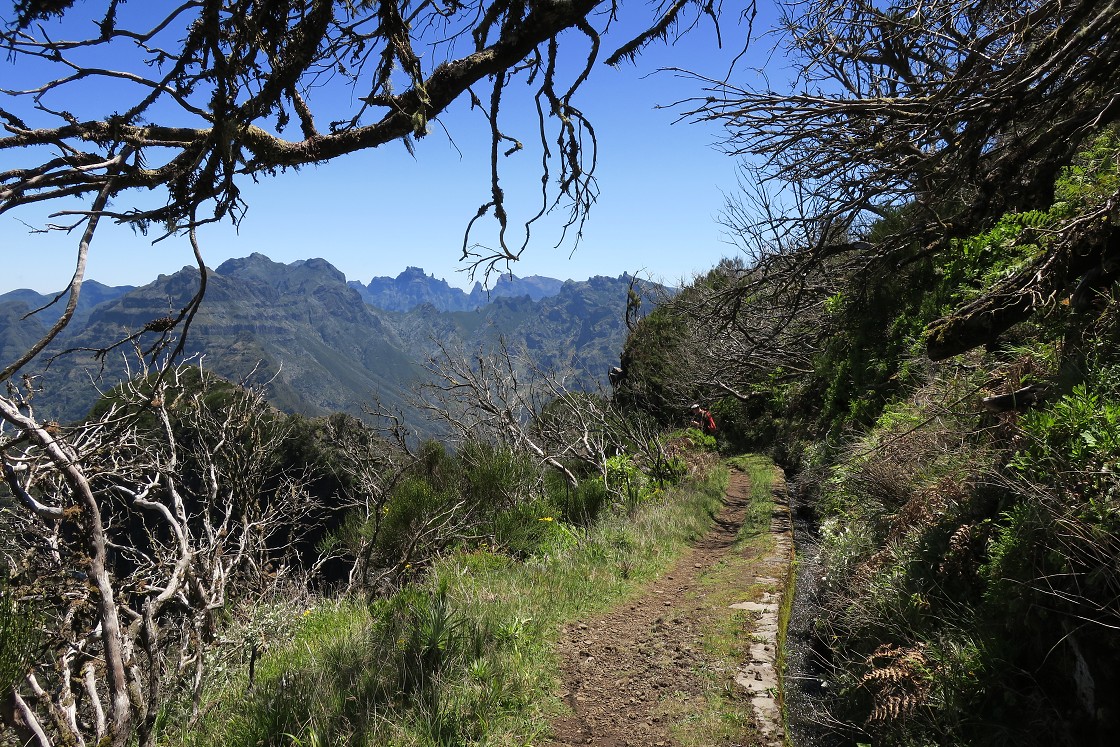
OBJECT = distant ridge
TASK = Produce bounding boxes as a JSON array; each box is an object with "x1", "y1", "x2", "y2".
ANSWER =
[
  {"x1": 348, "y1": 266, "x2": 565, "y2": 312},
  {"x1": 0, "y1": 254, "x2": 656, "y2": 430},
  {"x1": 0, "y1": 280, "x2": 134, "y2": 327}
]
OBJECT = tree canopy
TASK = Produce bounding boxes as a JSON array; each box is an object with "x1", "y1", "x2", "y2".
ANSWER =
[
  {"x1": 0, "y1": 0, "x2": 742, "y2": 380},
  {"x1": 687, "y1": 0, "x2": 1120, "y2": 361}
]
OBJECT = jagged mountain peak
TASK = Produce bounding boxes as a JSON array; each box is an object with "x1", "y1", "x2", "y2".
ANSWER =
[
  {"x1": 1, "y1": 254, "x2": 658, "y2": 432},
  {"x1": 216, "y1": 253, "x2": 348, "y2": 289},
  {"x1": 352, "y1": 266, "x2": 567, "y2": 312}
]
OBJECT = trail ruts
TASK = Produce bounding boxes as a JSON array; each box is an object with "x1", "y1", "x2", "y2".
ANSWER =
[{"x1": 546, "y1": 467, "x2": 793, "y2": 747}]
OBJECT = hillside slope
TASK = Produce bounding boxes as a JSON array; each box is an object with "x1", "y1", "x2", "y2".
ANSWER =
[{"x1": 0, "y1": 255, "x2": 646, "y2": 426}]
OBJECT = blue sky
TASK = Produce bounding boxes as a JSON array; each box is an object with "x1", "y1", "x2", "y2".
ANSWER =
[{"x1": 0, "y1": 4, "x2": 784, "y2": 294}]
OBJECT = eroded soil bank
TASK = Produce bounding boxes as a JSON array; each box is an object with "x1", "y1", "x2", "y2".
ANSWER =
[{"x1": 544, "y1": 467, "x2": 794, "y2": 747}]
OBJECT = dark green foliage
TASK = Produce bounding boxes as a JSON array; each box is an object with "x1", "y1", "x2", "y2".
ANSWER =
[
  {"x1": 614, "y1": 304, "x2": 690, "y2": 424},
  {"x1": 489, "y1": 497, "x2": 567, "y2": 559},
  {"x1": 675, "y1": 427, "x2": 715, "y2": 453},
  {"x1": 338, "y1": 439, "x2": 575, "y2": 579},
  {"x1": 648, "y1": 452, "x2": 688, "y2": 486},
  {"x1": 85, "y1": 371, "x2": 373, "y2": 586},
  {"x1": 978, "y1": 367, "x2": 1120, "y2": 739},
  {"x1": 807, "y1": 139, "x2": 1120, "y2": 744},
  {"x1": 10, "y1": 0, "x2": 79, "y2": 29},
  {"x1": 545, "y1": 470, "x2": 608, "y2": 526},
  {"x1": 1011, "y1": 367, "x2": 1120, "y2": 481},
  {"x1": 0, "y1": 588, "x2": 41, "y2": 697},
  {"x1": 810, "y1": 244, "x2": 946, "y2": 432},
  {"x1": 376, "y1": 583, "x2": 490, "y2": 703},
  {"x1": 705, "y1": 398, "x2": 755, "y2": 452},
  {"x1": 456, "y1": 440, "x2": 539, "y2": 514}
]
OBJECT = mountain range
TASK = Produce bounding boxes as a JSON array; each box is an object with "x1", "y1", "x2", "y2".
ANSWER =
[
  {"x1": 348, "y1": 266, "x2": 565, "y2": 312},
  {"x1": 0, "y1": 254, "x2": 652, "y2": 430}
]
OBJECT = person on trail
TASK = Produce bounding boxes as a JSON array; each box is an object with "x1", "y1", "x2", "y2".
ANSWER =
[{"x1": 689, "y1": 403, "x2": 716, "y2": 435}]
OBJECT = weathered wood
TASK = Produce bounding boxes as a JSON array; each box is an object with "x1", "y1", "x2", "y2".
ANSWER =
[
  {"x1": 926, "y1": 218, "x2": 1119, "y2": 361},
  {"x1": 982, "y1": 384, "x2": 1048, "y2": 412}
]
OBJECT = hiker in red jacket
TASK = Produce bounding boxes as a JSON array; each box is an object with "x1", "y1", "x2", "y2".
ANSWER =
[{"x1": 689, "y1": 403, "x2": 716, "y2": 435}]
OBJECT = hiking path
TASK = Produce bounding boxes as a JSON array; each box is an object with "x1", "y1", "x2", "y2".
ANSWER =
[{"x1": 545, "y1": 467, "x2": 794, "y2": 747}]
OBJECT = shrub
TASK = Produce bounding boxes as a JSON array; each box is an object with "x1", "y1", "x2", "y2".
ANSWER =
[
  {"x1": 0, "y1": 589, "x2": 40, "y2": 697},
  {"x1": 678, "y1": 427, "x2": 716, "y2": 451},
  {"x1": 456, "y1": 439, "x2": 538, "y2": 512},
  {"x1": 546, "y1": 471, "x2": 609, "y2": 526},
  {"x1": 604, "y1": 453, "x2": 653, "y2": 508},
  {"x1": 648, "y1": 453, "x2": 688, "y2": 485},
  {"x1": 490, "y1": 497, "x2": 569, "y2": 558}
]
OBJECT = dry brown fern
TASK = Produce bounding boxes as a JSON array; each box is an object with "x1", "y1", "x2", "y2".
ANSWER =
[
  {"x1": 861, "y1": 644, "x2": 931, "y2": 724},
  {"x1": 886, "y1": 475, "x2": 969, "y2": 546},
  {"x1": 938, "y1": 522, "x2": 985, "y2": 578}
]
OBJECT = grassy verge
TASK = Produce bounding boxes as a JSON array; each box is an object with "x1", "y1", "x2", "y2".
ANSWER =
[{"x1": 163, "y1": 467, "x2": 729, "y2": 747}]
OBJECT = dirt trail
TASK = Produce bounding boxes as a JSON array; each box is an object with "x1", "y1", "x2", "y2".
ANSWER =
[{"x1": 545, "y1": 468, "x2": 794, "y2": 747}]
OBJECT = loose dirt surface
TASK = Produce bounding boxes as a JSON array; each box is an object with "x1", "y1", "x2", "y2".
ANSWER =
[{"x1": 545, "y1": 468, "x2": 793, "y2": 747}]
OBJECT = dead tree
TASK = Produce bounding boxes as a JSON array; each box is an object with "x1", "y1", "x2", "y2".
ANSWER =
[
  {"x1": 615, "y1": 251, "x2": 838, "y2": 428},
  {"x1": 0, "y1": 357, "x2": 320, "y2": 747},
  {"x1": 685, "y1": 0, "x2": 1120, "y2": 359},
  {"x1": 313, "y1": 412, "x2": 433, "y2": 593},
  {"x1": 415, "y1": 337, "x2": 671, "y2": 500},
  {"x1": 417, "y1": 337, "x2": 583, "y2": 485}
]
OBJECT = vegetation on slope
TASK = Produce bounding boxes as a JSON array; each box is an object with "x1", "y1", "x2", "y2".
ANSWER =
[
  {"x1": 617, "y1": 130, "x2": 1120, "y2": 745},
  {"x1": 610, "y1": 11, "x2": 1120, "y2": 740},
  {"x1": 0, "y1": 331, "x2": 739, "y2": 747},
  {"x1": 5, "y1": 2, "x2": 1119, "y2": 745},
  {"x1": 161, "y1": 447, "x2": 730, "y2": 747}
]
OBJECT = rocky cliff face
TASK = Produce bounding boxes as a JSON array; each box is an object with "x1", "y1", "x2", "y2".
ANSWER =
[{"x1": 349, "y1": 266, "x2": 564, "y2": 312}]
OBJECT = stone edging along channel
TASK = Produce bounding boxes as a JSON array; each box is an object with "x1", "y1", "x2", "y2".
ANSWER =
[{"x1": 730, "y1": 467, "x2": 795, "y2": 747}]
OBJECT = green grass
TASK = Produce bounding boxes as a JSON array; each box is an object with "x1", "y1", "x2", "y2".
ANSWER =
[
  {"x1": 726, "y1": 454, "x2": 778, "y2": 548},
  {"x1": 162, "y1": 467, "x2": 730, "y2": 747}
]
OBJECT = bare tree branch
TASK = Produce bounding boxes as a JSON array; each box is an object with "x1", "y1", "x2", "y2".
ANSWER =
[
  {"x1": 684, "y1": 0, "x2": 1120, "y2": 360},
  {"x1": 1, "y1": 0, "x2": 742, "y2": 293},
  {"x1": 0, "y1": 356, "x2": 325, "y2": 747}
]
